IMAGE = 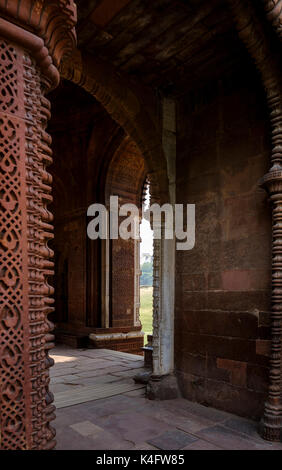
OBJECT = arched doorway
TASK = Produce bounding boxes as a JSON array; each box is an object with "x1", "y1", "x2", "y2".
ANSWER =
[
  {"x1": 48, "y1": 77, "x2": 175, "y2": 386},
  {"x1": 48, "y1": 81, "x2": 147, "y2": 355}
]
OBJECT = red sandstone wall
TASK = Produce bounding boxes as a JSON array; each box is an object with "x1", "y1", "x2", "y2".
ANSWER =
[
  {"x1": 50, "y1": 133, "x2": 89, "y2": 328},
  {"x1": 105, "y1": 138, "x2": 146, "y2": 330},
  {"x1": 49, "y1": 82, "x2": 145, "y2": 343},
  {"x1": 175, "y1": 67, "x2": 272, "y2": 420},
  {"x1": 54, "y1": 217, "x2": 87, "y2": 327},
  {"x1": 111, "y1": 238, "x2": 135, "y2": 328},
  {"x1": 49, "y1": 82, "x2": 103, "y2": 330}
]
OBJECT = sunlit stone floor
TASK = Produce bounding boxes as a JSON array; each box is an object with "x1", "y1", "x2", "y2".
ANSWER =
[{"x1": 50, "y1": 346, "x2": 282, "y2": 450}]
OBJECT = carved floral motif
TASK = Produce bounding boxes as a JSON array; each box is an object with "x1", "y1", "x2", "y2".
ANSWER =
[{"x1": 0, "y1": 0, "x2": 77, "y2": 450}]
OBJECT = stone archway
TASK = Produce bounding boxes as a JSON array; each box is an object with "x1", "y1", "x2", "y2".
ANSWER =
[
  {"x1": 3, "y1": 0, "x2": 281, "y2": 450},
  {"x1": 0, "y1": 0, "x2": 177, "y2": 448},
  {"x1": 60, "y1": 50, "x2": 169, "y2": 205},
  {"x1": 100, "y1": 136, "x2": 147, "y2": 349},
  {"x1": 60, "y1": 56, "x2": 177, "y2": 396}
]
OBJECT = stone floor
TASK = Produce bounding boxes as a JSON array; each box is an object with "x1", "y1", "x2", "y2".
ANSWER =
[{"x1": 50, "y1": 346, "x2": 282, "y2": 450}]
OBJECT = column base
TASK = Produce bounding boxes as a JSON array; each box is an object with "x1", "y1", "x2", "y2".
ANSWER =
[
  {"x1": 55, "y1": 324, "x2": 144, "y2": 355},
  {"x1": 89, "y1": 329, "x2": 144, "y2": 355},
  {"x1": 146, "y1": 374, "x2": 179, "y2": 400},
  {"x1": 259, "y1": 418, "x2": 282, "y2": 442}
]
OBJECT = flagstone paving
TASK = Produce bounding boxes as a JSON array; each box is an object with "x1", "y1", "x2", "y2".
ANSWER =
[{"x1": 51, "y1": 346, "x2": 282, "y2": 451}]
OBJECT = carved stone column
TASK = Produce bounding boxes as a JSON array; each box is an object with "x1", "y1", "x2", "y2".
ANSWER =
[
  {"x1": 152, "y1": 236, "x2": 162, "y2": 376},
  {"x1": 134, "y1": 227, "x2": 142, "y2": 328},
  {"x1": 260, "y1": 173, "x2": 282, "y2": 442},
  {"x1": 0, "y1": 1, "x2": 76, "y2": 450},
  {"x1": 147, "y1": 173, "x2": 178, "y2": 400},
  {"x1": 228, "y1": 0, "x2": 282, "y2": 443},
  {"x1": 259, "y1": 83, "x2": 282, "y2": 441},
  {"x1": 263, "y1": 0, "x2": 282, "y2": 41}
]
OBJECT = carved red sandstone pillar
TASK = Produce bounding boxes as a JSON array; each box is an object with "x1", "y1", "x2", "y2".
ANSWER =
[
  {"x1": 228, "y1": 0, "x2": 282, "y2": 442},
  {"x1": 0, "y1": 1, "x2": 76, "y2": 450},
  {"x1": 263, "y1": 0, "x2": 282, "y2": 41},
  {"x1": 259, "y1": 78, "x2": 282, "y2": 442}
]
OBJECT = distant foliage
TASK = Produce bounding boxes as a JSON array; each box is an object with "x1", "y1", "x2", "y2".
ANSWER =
[{"x1": 140, "y1": 261, "x2": 153, "y2": 286}]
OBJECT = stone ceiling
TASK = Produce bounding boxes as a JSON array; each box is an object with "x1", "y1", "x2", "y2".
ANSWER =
[{"x1": 74, "y1": 0, "x2": 248, "y2": 95}]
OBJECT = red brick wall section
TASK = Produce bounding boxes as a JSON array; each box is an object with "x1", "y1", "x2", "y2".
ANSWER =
[
  {"x1": 111, "y1": 238, "x2": 135, "y2": 328},
  {"x1": 49, "y1": 85, "x2": 95, "y2": 329},
  {"x1": 105, "y1": 137, "x2": 146, "y2": 329},
  {"x1": 49, "y1": 84, "x2": 146, "y2": 337},
  {"x1": 175, "y1": 67, "x2": 272, "y2": 420}
]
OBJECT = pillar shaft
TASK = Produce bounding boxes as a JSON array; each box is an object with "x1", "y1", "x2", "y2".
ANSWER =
[
  {"x1": 0, "y1": 1, "x2": 76, "y2": 450},
  {"x1": 259, "y1": 39, "x2": 282, "y2": 445},
  {"x1": 0, "y1": 35, "x2": 56, "y2": 451},
  {"x1": 260, "y1": 173, "x2": 282, "y2": 442},
  {"x1": 227, "y1": 0, "x2": 282, "y2": 442}
]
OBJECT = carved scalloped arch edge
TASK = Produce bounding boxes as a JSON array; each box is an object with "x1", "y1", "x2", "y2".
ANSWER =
[{"x1": 0, "y1": 0, "x2": 77, "y2": 71}]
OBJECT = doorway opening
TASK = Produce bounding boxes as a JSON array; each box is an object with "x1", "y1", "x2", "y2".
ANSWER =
[
  {"x1": 48, "y1": 79, "x2": 150, "y2": 355},
  {"x1": 140, "y1": 178, "x2": 154, "y2": 366},
  {"x1": 46, "y1": 78, "x2": 153, "y2": 424}
]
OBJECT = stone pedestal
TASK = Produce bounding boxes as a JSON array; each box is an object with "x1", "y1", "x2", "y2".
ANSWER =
[
  {"x1": 89, "y1": 328, "x2": 144, "y2": 355},
  {"x1": 142, "y1": 334, "x2": 153, "y2": 368},
  {"x1": 147, "y1": 374, "x2": 179, "y2": 401}
]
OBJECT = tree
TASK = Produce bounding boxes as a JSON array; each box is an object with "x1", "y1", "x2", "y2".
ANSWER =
[{"x1": 140, "y1": 260, "x2": 153, "y2": 286}]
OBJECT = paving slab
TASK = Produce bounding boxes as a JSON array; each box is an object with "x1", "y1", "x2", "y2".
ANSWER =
[
  {"x1": 196, "y1": 424, "x2": 275, "y2": 450},
  {"x1": 70, "y1": 420, "x2": 105, "y2": 437},
  {"x1": 183, "y1": 439, "x2": 223, "y2": 450},
  {"x1": 148, "y1": 429, "x2": 198, "y2": 450},
  {"x1": 50, "y1": 346, "x2": 282, "y2": 451},
  {"x1": 94, "y1": 411, "x2": 172, "y2": 445},
  {"x1": 149, "y1": 407, "x2": 214, "y2": 434},
  {"x1": 54, "y1": 382, "x2": 145, "y2": 409}
]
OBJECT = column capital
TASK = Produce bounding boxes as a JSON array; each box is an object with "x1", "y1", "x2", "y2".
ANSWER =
[{"x1": 0, "y1": 0, "x2": 77, "y2": 87}]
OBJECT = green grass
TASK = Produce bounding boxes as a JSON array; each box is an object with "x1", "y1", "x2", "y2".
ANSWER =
[{"x1": 140, "y1": 286, "x2": 153, "y2": 341}]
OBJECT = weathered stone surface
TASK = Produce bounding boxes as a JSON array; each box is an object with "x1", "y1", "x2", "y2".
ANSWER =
[
  {"x1": 134, "y1": 371, "x2": 152, "y2": 384},
  {"x1": 175, "y1": 69, "x2": 274, "y2": 420},
  {"x1": 147, "y1": 374, "x2": 179, "y2": 401},
  {"x1": 148, "y1": 429, "x2": 198, "y2": 450},
  {"x1": 50, "y1": 84, "x2": 145, "y2": 353},
  {"x1": 1, "y1": 0, "x2": 282, "y2": 449}
]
